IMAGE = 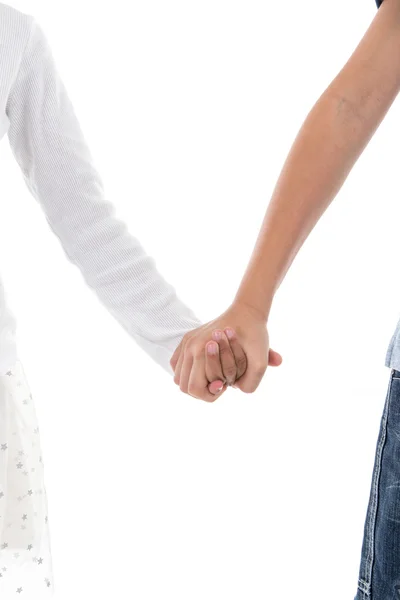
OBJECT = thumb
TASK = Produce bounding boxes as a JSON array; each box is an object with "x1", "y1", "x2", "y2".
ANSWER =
[
  {"x1": 208, "y1": 380, "x2": 225, "y2": 395},
  {"x1": 268, "y1": 348, "x2": 283, "y2": 367}
]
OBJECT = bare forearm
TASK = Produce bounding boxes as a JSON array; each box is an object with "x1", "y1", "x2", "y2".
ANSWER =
[
  {"x1": 235, "y1": 86, "x2": 379, "y2": 319},
  {"x1": 235, "y1": 0, "x2": 400, "y2": 320}
]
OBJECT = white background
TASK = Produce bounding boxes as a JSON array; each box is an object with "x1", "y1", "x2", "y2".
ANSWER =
[{"x1": 0, "y1": 0, "x2": 396, "y2": 598}]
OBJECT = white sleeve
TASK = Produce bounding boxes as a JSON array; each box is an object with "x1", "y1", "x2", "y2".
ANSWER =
[{"x1": 5, "y1": 17, "x2": 202, "y2": 374}]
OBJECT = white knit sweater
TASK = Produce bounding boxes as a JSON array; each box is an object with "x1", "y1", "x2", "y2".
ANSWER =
[{"x1": 0, "y1": 3, "x2": 202, "y2": 375}]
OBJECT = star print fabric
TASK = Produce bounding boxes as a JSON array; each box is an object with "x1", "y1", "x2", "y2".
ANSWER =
[{"x1": 0, "y1": 361, "x2": 53, "y2": 597}]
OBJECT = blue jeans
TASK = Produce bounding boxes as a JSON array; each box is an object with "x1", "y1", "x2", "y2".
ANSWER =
[{"x1": 355, "y1": 368, "x2": 400, "y2": 599}]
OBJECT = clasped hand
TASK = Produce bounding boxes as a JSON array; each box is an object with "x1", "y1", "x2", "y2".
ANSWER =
[{"x1": 170, "y1": 301, "x2": 282, "y2": 401}]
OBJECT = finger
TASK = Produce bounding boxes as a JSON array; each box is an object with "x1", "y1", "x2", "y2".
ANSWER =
[
  {"x1": 170, "y1": 341, "x2": 183, "y2": 371},
  {"x1": 173, "y1": 340, "x2": 187, "y2": 385},
  {"x1": 205, "y1": 341, "x2": 225, "y2": 394},
  {"x1": 233, "y1": 352, "x2": 268, "y2": 394},
  {"x1": 188, "y1": 353, "x2": 226, "y2": 402},
  {"x1": 231, "y1": 348, "x2": 282, "y2": 391},
  {"x1": 205, "y1": 341, "x2": 226, "y2": 387},
  {"x1": 212, "y1": 330, "x2": 237, "y2": 385},
  {"x1": 179, "y1": 353, "x2": 194, "y2": 395},
  {"x1": 224, "y1": 328, "x2": 247, "y2": 380},
  {"x1": 234, "y1": 367, "x2": 266, "y2": 393}
]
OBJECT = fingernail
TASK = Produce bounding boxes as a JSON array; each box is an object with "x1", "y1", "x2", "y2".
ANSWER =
[
  {"x1": 212, "y1": 330, "x2": 222, "y2": 341},
  {"x1": 225, "y1": 328, "x2": 234, "y2": 339},
  {"x1": 215, "y1": 385, "x2": 223, "y2": 393},
  {"x1": 207, "y1": 342, "x2": 218, "y2": 355}
]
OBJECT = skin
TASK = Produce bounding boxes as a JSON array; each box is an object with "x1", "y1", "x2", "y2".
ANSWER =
[
  {"x1": 202, "y1": 327, "x2": 248, "y2": 400},
  {"x1": 181, "y1": 323, "x2": 282, "y2": 401},
  {"x1": 174, "y1": 0, "x2": 400, "y2": 399}
]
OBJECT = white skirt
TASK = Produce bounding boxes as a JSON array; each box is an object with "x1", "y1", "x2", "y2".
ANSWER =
[{"x1": 0, "y1": 360, "x2": 53, "y2": 598}]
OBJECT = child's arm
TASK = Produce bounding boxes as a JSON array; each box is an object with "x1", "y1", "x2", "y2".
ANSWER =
[
  {"x1": 4, "y1": 16, "x2": 242, "y2": 398},
  {"x1": 171, "y1": 0, "x2": 400, "y2": 392}
]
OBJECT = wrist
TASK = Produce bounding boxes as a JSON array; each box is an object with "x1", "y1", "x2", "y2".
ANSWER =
[{"x1": 231, "y1": 295, "x2": 271, "y2": 324}]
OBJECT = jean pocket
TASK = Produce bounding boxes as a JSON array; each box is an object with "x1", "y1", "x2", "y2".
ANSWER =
[{"x1": 392, "y1": 368, "x2": 400, "y2": 380}]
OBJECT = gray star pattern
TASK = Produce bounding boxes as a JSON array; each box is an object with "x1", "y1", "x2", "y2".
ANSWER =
[{"x1": 0, "y1": 362, "x2": 53, "y2": 595}]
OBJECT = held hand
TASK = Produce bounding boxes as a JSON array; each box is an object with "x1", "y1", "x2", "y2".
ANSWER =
[
  {"x1": 170, "y1": 327, "x2": 246, "y2": 402},
  {"x1": 203, "y1": 327, "x2": 248, "y2": 398},
  {"x1": 170, "y1": 301, "x2": 282, "y2": 401}
]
